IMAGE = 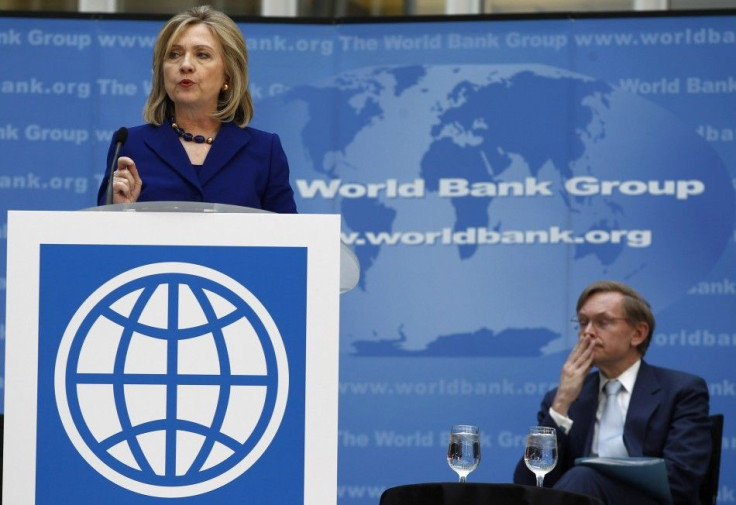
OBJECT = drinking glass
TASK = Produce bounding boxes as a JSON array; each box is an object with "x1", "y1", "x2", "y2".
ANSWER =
[
  {"x1": 524, "y1": 426, "x2": 558, "y2": 487},
  {"x1": 447, "y1": 424, "x2": 480, "y2": 483}
]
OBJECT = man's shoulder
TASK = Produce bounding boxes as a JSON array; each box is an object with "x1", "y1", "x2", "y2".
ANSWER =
[{"x1": 640, "y1": 361, "x2": 707, "y2": 388}]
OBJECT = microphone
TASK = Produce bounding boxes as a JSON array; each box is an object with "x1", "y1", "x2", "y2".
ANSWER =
[{"x1": 105, "y1": 127, "x2": 129, "y2": 205}]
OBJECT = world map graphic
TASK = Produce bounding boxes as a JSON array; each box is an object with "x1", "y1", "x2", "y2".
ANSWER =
[{"x1": 259, "y1": 63, "x2": 734, "y2": 357}]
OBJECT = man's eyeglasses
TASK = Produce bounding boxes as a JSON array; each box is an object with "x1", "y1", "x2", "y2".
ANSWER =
[{"x1": 571, "y1": 316, "x2": 628, "y2": 332}]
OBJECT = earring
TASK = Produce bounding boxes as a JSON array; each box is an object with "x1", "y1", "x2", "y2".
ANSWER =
[{"x1": 222, "y1": 83, "x2": 229, "y2": 91}]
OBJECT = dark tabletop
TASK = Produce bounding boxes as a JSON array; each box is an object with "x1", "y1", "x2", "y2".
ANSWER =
[{"x1": 380, "y1": 482, "x2": 605, "y2": 505}]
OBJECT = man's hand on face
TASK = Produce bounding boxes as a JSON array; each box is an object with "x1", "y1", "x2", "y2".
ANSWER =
[{"x1": 552, "y1": 335, "x2": 595, "y2": 417}]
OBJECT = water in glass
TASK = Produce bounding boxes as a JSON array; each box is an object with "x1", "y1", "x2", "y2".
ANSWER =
[
  {"x1": 447, "y1": 424, "x2": 480, "y2": 483},
  {"x1": 524, "y1": 426, "x2": 557, "y2": 487}
]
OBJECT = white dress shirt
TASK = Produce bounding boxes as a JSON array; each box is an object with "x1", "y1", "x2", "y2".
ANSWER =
[{"x1": 550, "y1": 359, "x2": 641, "y2": 454}]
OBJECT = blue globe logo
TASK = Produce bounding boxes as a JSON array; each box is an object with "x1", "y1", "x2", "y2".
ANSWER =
[{"x1": 54, "y1": 262, "x2": 289, "y2": 498}]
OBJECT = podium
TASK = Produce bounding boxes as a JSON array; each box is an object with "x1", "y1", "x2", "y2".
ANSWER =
[
  {"x1": 4, "y1": 204, "x2": 349, "y2": 504},
  {"x1": 82, "y1": 202, "x2": 360, "y2": 294}
]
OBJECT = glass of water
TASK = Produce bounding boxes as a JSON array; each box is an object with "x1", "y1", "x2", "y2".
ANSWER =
[
  {"x1": 524, "y1": 426, "x2": 558, "y2": 487},
  {"x1": 447, "y1": 424, "x2": 480, "y2": 483}
]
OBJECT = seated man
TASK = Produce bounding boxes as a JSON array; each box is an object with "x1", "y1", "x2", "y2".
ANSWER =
[{"x1": 513, "y1": 280, "x2": 711, "y2": 505}]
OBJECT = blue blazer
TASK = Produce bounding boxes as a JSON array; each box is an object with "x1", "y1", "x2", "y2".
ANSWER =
[
  {"x1": 97, "y1": 122, "x2": 297, "y2": 213},
  {"x1": 513, "y1": 361, "x2": 711, "y2": 505}
]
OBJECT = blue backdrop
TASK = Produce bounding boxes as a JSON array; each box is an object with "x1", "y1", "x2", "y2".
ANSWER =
[{"x1": 1, "y1": 10, "x2": 735, "y2": 504}]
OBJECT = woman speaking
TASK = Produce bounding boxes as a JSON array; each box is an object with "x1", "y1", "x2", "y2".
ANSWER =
[{"x1": 97, "y1": 5, "x2": 297, "y2": 213}]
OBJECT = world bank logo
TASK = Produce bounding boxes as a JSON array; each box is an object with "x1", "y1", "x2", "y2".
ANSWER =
[{"x1": 54, "y1": 262, "x2": 289, "y2": 498}]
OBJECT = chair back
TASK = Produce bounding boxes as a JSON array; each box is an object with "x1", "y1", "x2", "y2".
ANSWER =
[{"x1": 699, "y1": 414, "x2": 723, "y2": 505}]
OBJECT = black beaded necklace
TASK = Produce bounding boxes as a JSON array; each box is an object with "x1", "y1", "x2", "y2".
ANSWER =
[{"x1": 170, "y1": 118, "x2": 215, "y2": 144}]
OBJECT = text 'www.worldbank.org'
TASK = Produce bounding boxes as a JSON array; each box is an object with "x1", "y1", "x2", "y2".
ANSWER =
[
  {"x1": 341, "y1": 227, "x2": 652, "y2": 248},
  {"x1": 340, "y1": 378, "x2": 557, "y2": 396}
]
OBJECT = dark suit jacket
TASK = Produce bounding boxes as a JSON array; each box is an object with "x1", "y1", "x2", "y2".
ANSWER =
[
  {"x1": 97, "y1": 122, "x2": 297, "y2": 213},
  {"x1": 513, "y1": 361, "x2": 711, "y2": 505}
]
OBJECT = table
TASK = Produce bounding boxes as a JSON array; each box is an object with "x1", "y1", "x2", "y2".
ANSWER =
[{"x1": 379, "y1": 483, "x2": 605, "y2": 505}]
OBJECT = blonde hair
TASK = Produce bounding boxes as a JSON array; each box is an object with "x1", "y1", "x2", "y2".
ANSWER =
[{"x1": 143, "y1": 5, "x2": 253, "y2": 127}]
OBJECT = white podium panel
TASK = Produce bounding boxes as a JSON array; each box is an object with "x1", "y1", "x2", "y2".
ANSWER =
[{"x1": 4, "y1": 210, "x2": 340, "y2": 505}]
